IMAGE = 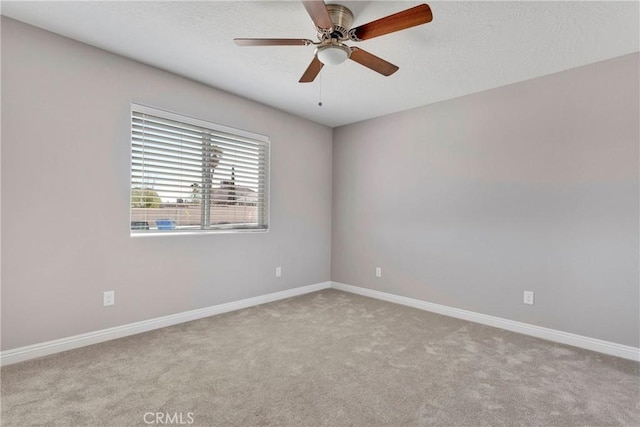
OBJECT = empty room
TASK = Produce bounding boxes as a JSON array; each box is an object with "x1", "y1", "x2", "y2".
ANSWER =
[{"x1": 1, "y1": 1, "x2": 639, "y2": 426}]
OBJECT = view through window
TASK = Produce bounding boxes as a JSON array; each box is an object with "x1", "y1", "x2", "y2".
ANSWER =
[{"x1": 130, "y1": 104, "x2": 269, "y2": 234}]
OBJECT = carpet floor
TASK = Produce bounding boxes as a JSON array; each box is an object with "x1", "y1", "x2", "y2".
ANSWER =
[{"x1": 1, "y1": 289, "x2": 639, "y2": 426}]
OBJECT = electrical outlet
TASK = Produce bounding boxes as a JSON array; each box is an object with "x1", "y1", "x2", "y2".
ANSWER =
[
  {"x1": 523, "y1": 291, "x2": 534, "y2": 305},
  {"x1": 375, "y1": 267, "x2": 382, "y2": 278},
  {"x1": 103, "y1": 291, "x2": 115, "y2": 307},
  {"x1": 276, "y1": 267, "x2": 282, "y2": 278}
]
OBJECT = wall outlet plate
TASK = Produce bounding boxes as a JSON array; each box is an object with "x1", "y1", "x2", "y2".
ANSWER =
[
  {"x1": 276, "y1": 267, "x2": 282, "y2": 278},
  {"x1": 375, "y1": 267, "x2": 382, "y2": 278},
  {"x1": 523, "y1": 291, "x2": 534, "y2": 305},
  {"x1": 103, "y1": 291, "x2": 115, "y2": 307}
]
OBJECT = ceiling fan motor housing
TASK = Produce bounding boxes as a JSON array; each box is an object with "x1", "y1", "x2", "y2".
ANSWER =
[{"x1": 317, "y1": 4, "x2": 354, "y2": 40}]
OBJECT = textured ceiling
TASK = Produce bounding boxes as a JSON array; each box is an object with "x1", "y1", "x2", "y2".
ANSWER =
[{"x1": 2, "y1": 1, "x2": 638, "y2": 127}]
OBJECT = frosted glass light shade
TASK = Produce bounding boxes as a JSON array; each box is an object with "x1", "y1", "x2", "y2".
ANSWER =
[{"x1": 317, "y1": 45, "x2": 350, "y2": 65}]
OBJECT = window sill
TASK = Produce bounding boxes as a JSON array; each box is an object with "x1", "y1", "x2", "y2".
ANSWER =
[{"x1": 130, "y1": 228, "x2": 269, "y2": 237}]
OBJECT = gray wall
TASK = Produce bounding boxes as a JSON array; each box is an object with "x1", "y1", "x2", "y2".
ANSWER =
[
  {"x1": 332, "y1": 53, "x2": 639, "y2": 347},
  {"x1": 1, "y1": 18, "x2": 333, "y2": 350}
]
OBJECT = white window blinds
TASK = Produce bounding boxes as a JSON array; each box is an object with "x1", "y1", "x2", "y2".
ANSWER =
[{"x1": 130, "y1": 104, "x2": 269, "y2": 234}]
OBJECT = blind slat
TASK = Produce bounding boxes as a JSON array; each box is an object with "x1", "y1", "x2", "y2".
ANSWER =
[
  {"x1": 132, "y1": 156, "x2": 262, "y2": 175},
  {"x1": 132, "y1": 145, "x2": 263, "y2": 166},
  {"x1": 131, "y1": 131, "x2": 263, "y2": 156},
  {"x1": 132, "y1": 114, "x2": 266, "y2": 147}
]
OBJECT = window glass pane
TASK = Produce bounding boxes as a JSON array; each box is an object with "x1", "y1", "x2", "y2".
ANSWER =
[{"x1": 130, "y1": 105, "x2": 269, "y2": 234}]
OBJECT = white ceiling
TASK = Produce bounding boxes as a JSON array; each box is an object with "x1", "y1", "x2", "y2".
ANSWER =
[{"x1": 2, "y1": 1, "x2": 638, "y2": 127}]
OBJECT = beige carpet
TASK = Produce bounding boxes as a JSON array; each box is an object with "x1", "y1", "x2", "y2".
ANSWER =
[{"x1": 1, "y1": 289, "x2": 639, "y2": 426}]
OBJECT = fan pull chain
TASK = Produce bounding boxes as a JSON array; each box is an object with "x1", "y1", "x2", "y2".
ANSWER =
[{"x1": 318, "y1": 74, "x2": 323, "y2": 107}]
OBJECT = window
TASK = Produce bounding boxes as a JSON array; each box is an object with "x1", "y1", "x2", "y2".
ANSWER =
[{"x1": 130, "y1": 104, "x2": 269, "y2": 234}]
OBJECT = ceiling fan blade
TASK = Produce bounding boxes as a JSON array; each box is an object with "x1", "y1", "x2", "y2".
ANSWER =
[
  {"x1": 301, "y1": 1, "x2": 333, "y2": 31},
  {"x1": 349, "y1": 47, "x2": 399, "y2": 76},
  {"x1": 350, "y1": 4, "x2": 432, "y2": 41},
  {"x1": 234, "y1": 38, "x2": 313, "y2": 46},
  {"x1": 299, "y1": 57, "x2": 324, "y2": 83}
]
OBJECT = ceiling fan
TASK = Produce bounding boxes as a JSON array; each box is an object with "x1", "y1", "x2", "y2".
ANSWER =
[{"x1": 234, "y1": 1, "x2": 433, "y2": 83}]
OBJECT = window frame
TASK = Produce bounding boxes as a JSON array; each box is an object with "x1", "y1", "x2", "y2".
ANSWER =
[{"x1": 129, "y1": 103, "x2": 270, "y2": 236}]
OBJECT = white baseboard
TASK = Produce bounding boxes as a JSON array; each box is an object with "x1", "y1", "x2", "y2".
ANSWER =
[
  {"x1": 331, "y1": 281, "x2": 640, "y2": 362},
  {"x1": 4, "y1": 280, "x2": 637, "y2": 365},
  {"x1": 0, "y1": 281, "x2": 331, "y2": 366}
]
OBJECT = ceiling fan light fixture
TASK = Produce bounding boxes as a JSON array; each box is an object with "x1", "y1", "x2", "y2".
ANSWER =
[{"x1": 316, "y1": 44, "x2": 351, "y2": 65}]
